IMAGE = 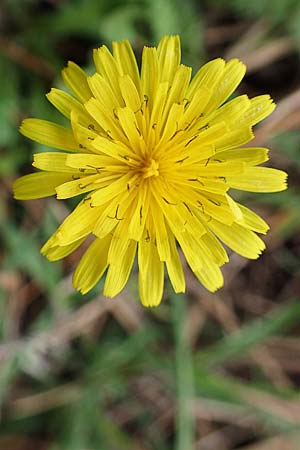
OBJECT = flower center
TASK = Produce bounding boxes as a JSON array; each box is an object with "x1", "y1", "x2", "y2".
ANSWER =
[{"x1": 141, "y1": 158, "x2": 159, "y2": 179}]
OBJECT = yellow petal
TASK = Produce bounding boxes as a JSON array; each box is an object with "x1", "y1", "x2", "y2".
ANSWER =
[
  {"x1": 73, "y1": 235, "x2": 111, "y2": 294},
  {"x1": 93, "y1": 45, "x2": 123, "y2": 104},
  {"x1": 205, "y1": 59, "x2": 246, "y2": 112},
  {"x1": 87, "y1": 72, "x2": 122, "y2": 110},
  {"x1": 117, "y1": 106, "x2": 144, "y2": 152},
  {"x1": 208, "y1": 220, "x2": 266, "y2": 259},
  {"x1": 201, "y1": 232, "x2": 229, "y2": 266},
  {"x1": 215, "y1": 126, "x2": 254, "y2": 152},
  {"x1": 160, "y1": 103, "x2": 185, "y2": 145},
  {"x1": 191, "y1": 192, "x2": 238, "y2": 225},
  {"x1": 119, "y1": 74, "x2": 141, "y2": 112},
  {"x1": 55, "y1": 174, "x2": 104, "y2": 199},
  {"x1": 179, "y1": 86, "x2": 211, "y2": 129},
  {"x1": 187, "y1": 58, "x2": 225, "y2": 99},
  {"x1": 93, "y1": 191, "x2": 136, "y2": 241},
  {"x1": 238, "y1": 95, "x2": 276, "y2": 127},
  {"x1": 104, "y1": 239, "x2": 137, "y2": 297},
  {"x1": 13, "y1": 172, "x2": 71, "y2": 200},
  {"x1": 112, "y1": 40, "x2": 141, "y2": 92},
  {"x1": 225, "y1": 194, "x2": 243, "y2": 221},
  {"x1": 151, "y1": 189, "x2": 191, "y2": 233},
  {"x1": 161, "y1": 64, "x2": 192, "y2": 123},
  {"x1": 128, "y1": 182, "x2": 150, "y2": 241},
  {"x1": 91, "y1": 172, "x2": 137, "y2": 207},
  {"x1": 141, "y1": 46, "x2": 159, "y2": 111},
  {"x1": 175, "y1": 230, "x2": 205, "y2": 272},
  {"x1": 20, "y1": 119, "x2": 79, "y2": 151},
  {"x1": 236, "y1": 204, "x2": 270, "y2": 234},
  {"x1": 166, "y1": 233, "x2": 185, "y2": 293},
  {"x1": 157, "y1": 35, "x2": 181, "y2": 84},
  {"x1": 183, "y1": 122, "x2": 228, "y2": 149},
  {"x1": 92, "y1": 135, "x2": 139, "y2": 165},
  {"x1": 84, "y1": 97, "x2": 125, "y2": 142},
  {"x1": 33, "y1": 152, "x2": 82, "y2": 173},
  {"x1": 184, "y1": 177, "x2": 228, "y2": 195},
  {"x1": 194, "y1": 263, "x2": 224, "y2": 292},
  {"x1": 93, "y1": 192, "x2": 133, "y2": 238},
  {"x1": 227, "y1": 167, "x2": 287, "y2": 192},
  {"x1": 43, "y1": 237, "x2": 85, "y2": 261},
  {"x1": 138, "y1": 231, "x2": 164, "y2": 307},
  {"x1": 66, "y1": 152, "x2": 124, "y2": 172},
  {"x1": 193, "y1": 160, "x2": 245, "y2": 177},
  {"x1": 209, "y1": 95, "x2": 250, "y2": 126},
  {"x1": 40, "y1": 231, "x2": 60, "y2": 255},
  {"x1": 146, "y1": 82, "x2": 169, "y2": 144},
  {"x1": 62, "y1": 61, "x2": 92, "y2": 102},
  {"x1": 216, "y1": 147, "x2": 269, "y2": 166},
  {"x1": 56, "y1": 201, "x2": 101, "y2": 245},
  {"x1": 46, "y1": 88, "x2": 83, "y2": 119},
  {"x1": 107, "y1": 214, "x2": 135, "y2": 263},
  {"x1": 151, "y1": 202, "x2": 170, "y2": 261},
  {"x1": 70, "y1": 110, "x2": 101, "y2": 152}
]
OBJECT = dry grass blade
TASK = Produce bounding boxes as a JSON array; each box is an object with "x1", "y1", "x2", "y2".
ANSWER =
[
  {"x1": 239, "y1": 38, "x2": 294, "y2": 74},
  {"x1": 252, "y1": 89, "x2": 300, "y2": 144},
  {"x1": 240, "y1": 434, "x2": 300, "y2": 450},
  {"x1": 0, "y1": 37, "x2": 55, "y2": 79}
]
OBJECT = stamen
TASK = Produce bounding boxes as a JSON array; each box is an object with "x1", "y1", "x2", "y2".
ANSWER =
[
  {"x1": 107, "y1": 204, "x2": 124, "y2": 221},
  {"x1": 208, "y1": 198, "x2": 221, "y2": 206},
  {"x1": 162, "y1": 197, "x2": 177, "y2": 205},
  {"x1": 176, "y1": 156, "x2": 189, "y2": 164},
  {"x1": 86, "y1": 164, "x2": 105, "y2": 173},
  {"x1": 142, "y1": 159, "x2": 159, "y2": 179},
  {"x1": 145, "y1": 229, "x2": 150, "y2": 242},
  {"x1": 185, "y1": 135, "x2": 198, "y2": 147},
  {"x1": 139, "y1": 206, "x2": 143, "y2": 225},
  {"x1": 183, "y1": 202, "x2": 193, "y2": 215}
]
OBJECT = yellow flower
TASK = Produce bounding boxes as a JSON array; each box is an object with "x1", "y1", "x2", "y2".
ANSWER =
[{"x1": 14, "y1": 35, "x2": 287, "y2": 306}]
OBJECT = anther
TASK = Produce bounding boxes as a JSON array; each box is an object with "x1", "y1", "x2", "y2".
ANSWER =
[
  {"x1": 162, "y1": 197, "x2": 177, "y2": 205},
  {"x1": 183, "y1": 202, "x2": 193, "y2": 215},
  {"x1": 175, "y1": 156, "x2": 189, "y2": 164},
  {"x1": 107, "y1": 204, "x2": 123, "y2": 221},
  {"x1": 185, "y1": 135, "x2": 198, "y2": 147}
]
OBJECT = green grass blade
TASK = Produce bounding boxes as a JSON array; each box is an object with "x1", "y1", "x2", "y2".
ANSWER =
[{"x1": 197, "y1": 299, "x2": 300, "y2": 369}]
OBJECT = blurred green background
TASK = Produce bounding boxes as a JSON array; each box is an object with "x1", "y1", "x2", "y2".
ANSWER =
[{"x1": 1, "y1": 1, "x2": 300, "y2": 449}]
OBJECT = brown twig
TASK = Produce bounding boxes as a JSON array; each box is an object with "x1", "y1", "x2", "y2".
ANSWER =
[{"x1": 0, "y1": 37, "x2": 55, "y2": 80}]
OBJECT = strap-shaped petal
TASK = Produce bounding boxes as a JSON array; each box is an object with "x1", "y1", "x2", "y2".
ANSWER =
[
  {"x1": 73, "y1": 235, "x2": 111, "y2": 294},
  {"x1": 227, "y1": 167, "x2": 287, "y2": 192},
  {"x1": 165, "y1": 232, "x2": 185, "y2": 293},
  {"x1": 13, "y1": 172, "x2": 71, "y2": 200},
  {"x1": 62, "y1": 61, "x2": 92, "y2": 102},
  {"x1": 208, "y1": 220, "x2": 266, "y2": 259},
  {"x1": 194, "y1": 263, "x2": 224, "y2": 292},
  {"x1": 112, "y1": 39, "x2": 141, "y2": 92},
  {"x1": 20, "y1": 119, "x2": 79, "y2": 151},
  {"x1": 138, "y1": 229, "x2": 164, "y2": 307},
  {"x1": 104, "y1": 238, "x2": 137, "y2": 297}
]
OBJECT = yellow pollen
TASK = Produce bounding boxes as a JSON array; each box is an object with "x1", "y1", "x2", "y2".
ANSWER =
[{"x1": 141, "y1": 159, "x2": 159, "y2": 179}]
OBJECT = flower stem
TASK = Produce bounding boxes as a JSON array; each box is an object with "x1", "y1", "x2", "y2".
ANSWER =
[{"x1": 171, "y1": 293, "x2": 195, "y2": 450}]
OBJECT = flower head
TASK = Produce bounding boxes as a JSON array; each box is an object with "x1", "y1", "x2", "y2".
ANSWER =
[{"x1": 14, "y1": 36, "x2": 287, "y2": 306}]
